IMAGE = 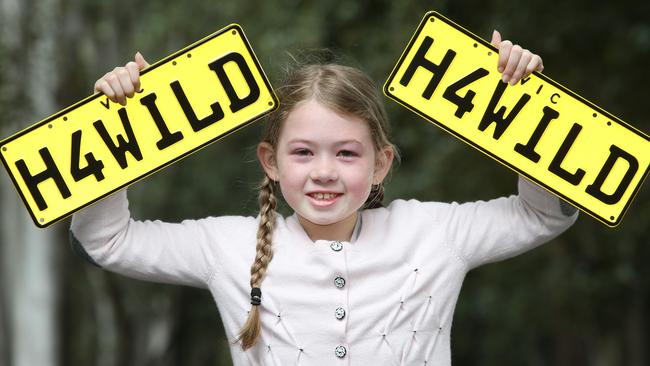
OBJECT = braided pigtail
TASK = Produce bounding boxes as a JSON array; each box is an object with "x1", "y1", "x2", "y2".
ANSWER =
[{"x1": 237, "y1": 175, "x2": 277, "y2": 350}]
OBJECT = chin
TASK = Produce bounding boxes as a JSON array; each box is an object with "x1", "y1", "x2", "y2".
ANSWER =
[
  {"x1": 305, "y1": 217, "x2": 338, "y2": 226},
  {"x1": 299, "y1": 212, "x2": 344, "y2": 226}
]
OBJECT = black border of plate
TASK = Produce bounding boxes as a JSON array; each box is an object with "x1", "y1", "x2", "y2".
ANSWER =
[
  {"x1": 384, "y1": 11, "x2": 649, "y2": 227},
  {"x1": 0, "y1": 24, "x2": 279, "y2": 228}
]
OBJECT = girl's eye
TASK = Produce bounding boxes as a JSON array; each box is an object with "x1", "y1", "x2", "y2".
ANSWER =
[
  {"x1": 338, "y1": 150, "x2": 358, "y2": 158},
  {"x1": 293, "y1": 148, "x2": 312, "y2": 156}
]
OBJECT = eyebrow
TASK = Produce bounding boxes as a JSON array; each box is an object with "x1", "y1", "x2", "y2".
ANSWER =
[{"x1": 287, "y1": 139, "x2": 364, "y2": 146}]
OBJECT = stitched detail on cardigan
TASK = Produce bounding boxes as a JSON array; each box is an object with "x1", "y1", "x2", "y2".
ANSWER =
[
  {"x1": 442, "y1": 210, "x2": 470, "y2": 272},
  {"x1": 295, "y1": 346, "x2": 304, "y2": 365},
  {"x1": 418, "y1": 202, "x2": 469, "y2": 272},
  {"x1": 382, "y1": 269, "x2": 416, "y2": 335},
  {"x1": 400, "y1": 268, "x2": 418, "y2": 302},
  {"x1": 412, "y1": 295, "x2": 434, "y2": 333},
  {"x1": 424, "y1": 326, "x2": 443, "y2": 364},
  {"x1": 263, "y1": 291, "x2": 304, "y2": 360},
  {"x1": 403, "y1": 329, "x2": 438, "y2": 366},
  {"x1": 379, "y1": 328, "x2": 441, "y2": 366},
  {"x1": 380, "y1": 332, "x2": 402, "y2": 365},
  {"x1": 241, "y1": 328, "x2": 278, "y2": 366},
  {"x1": 408, "y1": 295, "x2": 440, "y2": 364},
  {"x1": 400, "y1": 331, "x2": 417, "y2": 366},
  {"x1": 204, "y1": 225, "x2": 220, "y2": 286},
  {"x1": 381, "y1": 268, "x2": 444, "y2": 364},
  {"x1": 69, "y1": 230, "x2": 101, "y2": 268},
  {"x1": 267, "y1": 344, "x2": 280, "y2": 366},
  {"x1": 205, "y1": 259, "x2": 218, "y2": 287}
]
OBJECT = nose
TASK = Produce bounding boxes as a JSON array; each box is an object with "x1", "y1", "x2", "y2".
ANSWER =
[{"x1": 309, "y1": 156, "x2": 338, "y2": 183}]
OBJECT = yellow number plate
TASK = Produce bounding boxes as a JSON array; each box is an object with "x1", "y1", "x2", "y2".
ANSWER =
[
  {"x1": 384, "y1": 11, "x2": 649, "y2": 227},
  {"x1": 0, "y1": 24, "x2": 277, "y2": 227}
]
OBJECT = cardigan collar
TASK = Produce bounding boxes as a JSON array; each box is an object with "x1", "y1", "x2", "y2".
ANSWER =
[{"x1": 286, "y1": 212, "x2": 364, "y2": 246}]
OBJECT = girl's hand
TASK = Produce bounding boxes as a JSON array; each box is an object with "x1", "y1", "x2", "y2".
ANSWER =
[
  {"x1": 93, "y1": 52, "x2": 150, "y2": 106},
  {"x1": 490, "y1": 30, "x2": 543, "y2": 86}
]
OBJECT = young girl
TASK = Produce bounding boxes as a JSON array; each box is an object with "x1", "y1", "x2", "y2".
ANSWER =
[{"x1": 71, "y1": 31, "x2": 578, "y2": 365}]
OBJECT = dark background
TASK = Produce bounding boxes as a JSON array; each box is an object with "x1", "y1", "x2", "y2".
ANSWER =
[{"x1": 0, "y1": 0, "x2": 648, "y2": 365}]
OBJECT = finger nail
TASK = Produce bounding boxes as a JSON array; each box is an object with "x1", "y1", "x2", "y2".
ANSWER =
[
  {"x1": 498, "y1": 66, "x2": 504, "y2": 73},
  {"x1": 509, "y1": 79, "x2": 517, "y2": 86},
  {"x1": 501, "y1": 75, "x2": 509, "y2": 83}
]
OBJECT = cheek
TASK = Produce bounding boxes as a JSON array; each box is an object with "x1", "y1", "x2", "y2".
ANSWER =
[
  {"x1": 276, "y1": 176, "x2": 302, "y2": 210},
  {"x1": 276, "y1": 162, "x2": 307, "y2": 196},
  {"x1": 344, "y1": 165, "x2": 375, "y2": 195}
]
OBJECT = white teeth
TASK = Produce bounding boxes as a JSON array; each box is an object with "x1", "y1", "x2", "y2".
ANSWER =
[{"x1": 312, "y1": 193, "x2": 336, "y2": 200}]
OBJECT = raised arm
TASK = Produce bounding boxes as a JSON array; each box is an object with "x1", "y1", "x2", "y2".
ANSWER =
[
  {"x1": 69, "y1": 190, "x2": 223, "y2": 288},
  {"x1": 445, "y1": 176, "x2": 578, "y2": 270},
  {"x1": 69, "y1": 55, "x2": 256, "y2": 288}
]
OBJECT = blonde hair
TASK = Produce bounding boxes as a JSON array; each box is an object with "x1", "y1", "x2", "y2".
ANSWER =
[{"x1": 237, "y1": 62, "x2": 396, "y2": 350}]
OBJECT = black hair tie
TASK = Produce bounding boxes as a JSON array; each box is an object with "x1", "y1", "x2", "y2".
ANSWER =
[{"x1": 250, "y1": 287, "x2": 262, "y2": 306}]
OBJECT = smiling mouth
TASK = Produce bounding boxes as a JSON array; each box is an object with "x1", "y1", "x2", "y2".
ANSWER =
[{"x1": 308, "y1": 192, "x2": 341, "y2": 201}]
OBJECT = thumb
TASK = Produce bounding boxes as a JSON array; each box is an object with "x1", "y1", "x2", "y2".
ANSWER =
[
  {"x1": 490, "y1": 29, "x2": 502, "y2": 47},
  {"x1": 134, "y1": 51, "x2": 150, "y2": 70}
]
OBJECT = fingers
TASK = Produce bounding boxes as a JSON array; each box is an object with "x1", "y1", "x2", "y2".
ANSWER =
[
  {"x1": 530, "y1": 54, "x2": 544, "y2": 73},
  {"x1": 511, "y1": 51, "x2": 531, "y2": 83},
  {"x1": 125, "y1": 61, "x2": 141, "y2": 94},
  {"x1": 504, "y1": 48, "x2": 543, "y2": 84},
  {"x1": 496, "y1": 40, "x2": 512, "y2": 74},
  {"x1": 118, "y1": 67, "x2": 136, "y2": 99},
  {"x1": 135, "y1": 51, "x2": 150, "y2": 69},
  {"x1": 494, "y1": 34, "x2": 544, "y2": 85},
  {"x1": 94, "y1": 78, "x2": 115, "y2": 100},
  {"x1": 490, "y1": 29, "x2": 502, "y2": 47},
  {"x1": 501, "y1": 45, "x2": 525, "y2": 85},
  {"x1": 104, "y1": 69, "x2": 127, "y2": 106},
  {"x1": 93, "y1": 52, "x2": 150, "y2": 106}
]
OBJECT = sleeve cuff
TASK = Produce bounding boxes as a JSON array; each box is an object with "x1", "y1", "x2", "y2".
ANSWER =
[{"x1": 518, "y1": 175, "x2": 579, "y2": 219}]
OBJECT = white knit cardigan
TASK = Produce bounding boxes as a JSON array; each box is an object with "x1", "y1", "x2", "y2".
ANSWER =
[{"x1": 70, "y1": 176, "x2": 577, "y2": 366}]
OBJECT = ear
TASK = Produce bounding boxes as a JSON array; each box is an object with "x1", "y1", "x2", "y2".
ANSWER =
[
  {"x1": 373, "y1": 146, "x2": 394, "y2": 185},
  {"x1": 257, "y1": 142, "x2": 279, "y2": 181}
]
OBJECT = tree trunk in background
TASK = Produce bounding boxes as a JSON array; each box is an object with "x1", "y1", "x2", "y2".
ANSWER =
[
  {"x1": 0, "y1": 0, "x2": 25, "y2": 365},
  {"x1": 0, "y1": 0, "x2": 60, "y2": 366}
]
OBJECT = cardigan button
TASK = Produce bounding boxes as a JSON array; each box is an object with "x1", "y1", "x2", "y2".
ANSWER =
[
  {"x1": 335, "y1": 307, "x2": 346, "y2": 320},
  {"x1": 334, "y1": 345, "x2": 347, "y2": 358},
  {"x1": 334, "y1": 276, "x2": 346, "y2": 288},
  {"x1": 330, "y1": 241, "x2": 343, "y2": 251}
]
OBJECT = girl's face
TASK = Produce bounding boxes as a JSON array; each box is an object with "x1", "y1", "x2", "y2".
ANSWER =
[{"x1": 258, "y1": 99, "x2": 393, "y2": 241}]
